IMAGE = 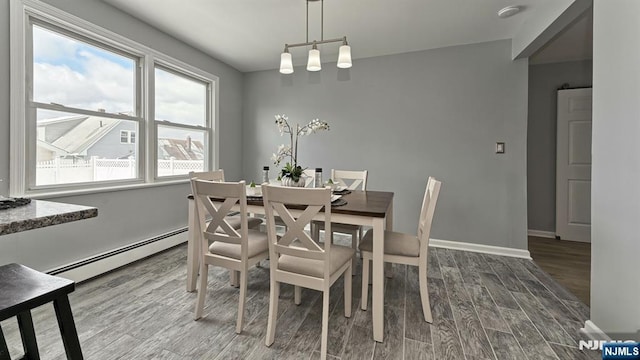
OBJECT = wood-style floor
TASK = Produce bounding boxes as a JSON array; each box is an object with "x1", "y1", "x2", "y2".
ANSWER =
[
  {"x1": 528, "y1": 236, "x2": 591, "y2": 306},
  {"x1": 1, "y1": 243, "x2": 599, "y2": 359}
]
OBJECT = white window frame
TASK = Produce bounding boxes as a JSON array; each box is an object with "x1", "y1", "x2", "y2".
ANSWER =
[
  {"x1": 153, "y1": 63, "x2": 213, "y2": 180},
  {"x1": 9, "y1": 0, "x2": 219, "y2": 197}
]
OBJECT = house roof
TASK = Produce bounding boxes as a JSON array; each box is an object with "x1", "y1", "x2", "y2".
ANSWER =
[
  {"x1": 51, "y1": 117, "x2": 121, "y2": 154},
  {"x1": 158, "y1": 137, "x2": 204, "y2": 161},
  {"x1": 38, "y1": 115, "x2": 121, "y2": 155}
]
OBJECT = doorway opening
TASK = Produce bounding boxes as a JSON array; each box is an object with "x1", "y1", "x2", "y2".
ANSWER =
[{"x1": 526, "y1": 8, "x2": 593, "y2": 305}]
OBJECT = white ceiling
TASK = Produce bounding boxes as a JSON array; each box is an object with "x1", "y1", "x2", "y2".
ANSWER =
[{"x1": 103, "y1": 0, "x2": 587, "y2": 72}]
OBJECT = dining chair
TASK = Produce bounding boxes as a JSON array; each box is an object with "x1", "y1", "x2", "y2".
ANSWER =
[
  {"x1": 262, "y1": 185, "x2": 354, "y2": 360},
  {"x1": 303, "y1": 168, "x2": 316, "y2": 187},
  {"x1": 189, "y1": 170, "x2": 263, "y2": 230},
  {"x1": 189, "y1": 170, "x2": 263, "y2": 288},
  {"x1": 360, "y1": 177, "x2": 441, "y2": 323},
  {"x1": 312, "y1": 169, "x2": 368, "y2": 269},
  {"x1": 191, "y1": 179, "x2": 270, "y2": 334}
]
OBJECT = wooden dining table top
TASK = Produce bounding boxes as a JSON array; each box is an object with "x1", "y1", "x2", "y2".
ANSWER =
[{"x1": 189, "y1": 190, "x2": 394, "y2": 218}]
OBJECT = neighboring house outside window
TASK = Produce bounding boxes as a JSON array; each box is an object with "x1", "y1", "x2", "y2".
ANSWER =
[{"x1": 10, "y1": 0, "x2": 218, "y2": 195}]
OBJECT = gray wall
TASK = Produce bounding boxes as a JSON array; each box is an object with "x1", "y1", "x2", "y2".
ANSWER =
[
  {"x1": 590, "y1": 0, "x2": 640, "y2": 335},
  {"x1": 0, "y1": 0, "x2": 244, "y2": 270},
  {"x1": 242, "y1": 40, "x2": 529, "y2": 250},
  {"x1": 527, "y1": 60, "x2": 592, "y2": 233}
]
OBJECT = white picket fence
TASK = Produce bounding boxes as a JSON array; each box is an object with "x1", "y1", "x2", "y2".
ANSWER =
[{"x1": 36, "y1": 157, "x2": 204, "y2": 185}]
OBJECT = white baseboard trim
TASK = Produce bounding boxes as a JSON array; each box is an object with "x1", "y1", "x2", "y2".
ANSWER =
[
  {"x1": 580, "y1": 320, "x2": 611, "y2": 341},
  {"x1": 527, "y1": 229, "x2": 556, "y2": 238},
  {"x1": 430, "y1": 238, "x2": 532, "y2": 259},
  {"x1": 47, "y1": 229, "x2": 188, "y2": 283}
]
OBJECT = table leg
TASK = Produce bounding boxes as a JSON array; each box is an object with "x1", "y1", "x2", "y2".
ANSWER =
[
  {"x1": 53, "y1": 296, "x2": 83, "y2": 360},
  {"x1": 17, "y1": 311, "x2": 40, "y2": 359},
  {"x1": 187, "y1": 199, "x2": 199, "y2": 292},
  {"x1": 372, "y1": 217, "x2": 384, "y2": 343},
  {"x1": 385, "y1": 202, "x2": 394, "y2": 279},
  {"x1": 230, "y1": 270, "x2": 239, "y2": 287}
]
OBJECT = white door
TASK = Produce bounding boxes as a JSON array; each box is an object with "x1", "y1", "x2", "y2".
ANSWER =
[{"x1": 556, "y1": 88, "x2": 592, "y2": 242}]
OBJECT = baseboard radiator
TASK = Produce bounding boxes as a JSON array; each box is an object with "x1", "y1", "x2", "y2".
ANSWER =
[{"x1": 47, "y1": 228, "x2": 188, "y2": 283}]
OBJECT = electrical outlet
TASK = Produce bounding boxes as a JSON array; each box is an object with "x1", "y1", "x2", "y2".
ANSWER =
[{"x1": 496, "y1": 142, "x2": 505, "y2": 154}]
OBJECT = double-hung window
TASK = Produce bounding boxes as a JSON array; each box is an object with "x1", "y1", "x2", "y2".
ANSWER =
[
  {"x1": 154, "y1": 66, "x2": 210, "y2": 178},
  {"x1": 10, "y1": 0, "x2": 217, "y2": 195}
]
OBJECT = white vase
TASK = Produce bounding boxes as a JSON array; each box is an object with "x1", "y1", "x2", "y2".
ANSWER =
[{"x1": 281, "y1": 176, "x2": 305, "y2": 187}]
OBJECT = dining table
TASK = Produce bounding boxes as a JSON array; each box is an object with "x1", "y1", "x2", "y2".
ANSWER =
[{"x1": 185, "y1": 189, "x2": 394, "y2": 343}]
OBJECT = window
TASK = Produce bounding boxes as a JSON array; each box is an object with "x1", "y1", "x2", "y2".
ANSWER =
[
  {"x1": 30, "y1": 23, "x2": 141, "y2": 186},
  {"x1": 120, "y1": 130, "x2": 135, "y2": 144},
  {"x1": 10, "y1": 0, "x2": 217, "y2": 195},
  {"x1": 154, "y1": 66, "x2": 209, "y2": 177}
]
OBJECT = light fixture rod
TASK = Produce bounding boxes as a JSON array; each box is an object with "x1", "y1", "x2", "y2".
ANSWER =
[
  {"x1": 321, "y1": 0, "x2": 324, "y2": 41},
  {"x1": 286, "y1": 37, "x2": 345, "y2": 49},
  {"x1": 306, "y1": 0, "x2": 309, "y2": 43},
  {"x1": 307, "y1": 0, "x2": 324, "y2": 42}
]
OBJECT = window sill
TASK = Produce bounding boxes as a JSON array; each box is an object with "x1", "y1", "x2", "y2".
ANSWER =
[{"x1": 26, "y1": 179, "x2": 190, "y2": 200}]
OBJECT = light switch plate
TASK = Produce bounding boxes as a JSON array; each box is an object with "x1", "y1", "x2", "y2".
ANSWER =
[{"x1": 496, "y1": 142, "x2": 505, "y2": 154}]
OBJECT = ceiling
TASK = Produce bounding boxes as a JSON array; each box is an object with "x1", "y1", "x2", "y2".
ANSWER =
[
  {"x1": 530, "y1": 9, "x2": 592, "y2": 64},
  {"x1": 103, "y1": 0, "x2": 590, "y2": 72}
]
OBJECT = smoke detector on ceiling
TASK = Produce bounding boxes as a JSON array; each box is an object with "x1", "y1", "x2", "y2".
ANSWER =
[{"x1": 497, "y1": 5, "x2": 521, "y2": 18}]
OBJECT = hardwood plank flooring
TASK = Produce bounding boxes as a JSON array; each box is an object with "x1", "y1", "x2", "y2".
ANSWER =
[
  {"x1": 528, "y1": 236, "x2": 591, "y2": 305},
  {"x1": 1, "y1": 241, "x2": 598, "y2": 359}
]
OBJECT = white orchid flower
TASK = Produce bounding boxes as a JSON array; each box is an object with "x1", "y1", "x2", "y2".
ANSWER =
[{"x1": 272, "y1": 114, "x2": 329, "y2": 168}]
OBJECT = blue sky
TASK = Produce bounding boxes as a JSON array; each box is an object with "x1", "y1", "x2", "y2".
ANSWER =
[{"x1": 33, "y1": 24, "x2": 134, "y2": 72}]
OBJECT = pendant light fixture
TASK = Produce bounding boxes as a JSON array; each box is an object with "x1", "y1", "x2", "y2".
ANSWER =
[{"x1": 279, "y1": 0, "x2": 352, "y2": 74}]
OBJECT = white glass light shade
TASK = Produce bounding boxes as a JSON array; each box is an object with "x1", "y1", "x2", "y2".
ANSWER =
[
  {"x1": 280, "y1": 52, "x2": 294, "y2": 74},
  {"x1": 307, "y1": 49, "x2": 321, "y2": 71},
  {"x1": 337, "y1": 45, "x2": 352, "y2": 68}
]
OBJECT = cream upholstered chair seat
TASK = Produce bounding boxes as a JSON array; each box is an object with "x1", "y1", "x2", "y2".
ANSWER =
[
  {"x1": 213, "y1": 215, "x2": 262, "y2": 231},
  {"x1": 209, "y1": 230, "x2": 269, "y2": 259},
  {"x1": 358, "y1": 230, "x2": 420, "y2": 257},
  {"x1": 279, "y1": 245, "x2": 354, "y2": 278}
]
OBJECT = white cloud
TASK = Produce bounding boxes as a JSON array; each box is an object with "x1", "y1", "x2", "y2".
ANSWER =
[
  {"x1": 155, "y1": 68, "x2": 206, "y2": 127},
  {"x1": 34, "y1": 61, "x2": 134, "y2": 113},
  {"x1": 33, "y1": 26, "x2": 209, "y2": 133}
]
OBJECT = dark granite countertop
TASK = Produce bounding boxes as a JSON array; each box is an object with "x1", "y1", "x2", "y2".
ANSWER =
[{"x1": 0, "y1": 200, "x2": 98, "y2": 236}]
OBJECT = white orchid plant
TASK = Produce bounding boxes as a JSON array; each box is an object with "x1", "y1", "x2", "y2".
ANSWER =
[{"x1": 271, "y1": 114, "x2": 330, "y2": 182}]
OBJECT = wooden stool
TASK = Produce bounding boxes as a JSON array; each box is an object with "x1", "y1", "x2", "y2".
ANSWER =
[{"x1": 0, "y1": 263, "x2": 83, "y2": 360}]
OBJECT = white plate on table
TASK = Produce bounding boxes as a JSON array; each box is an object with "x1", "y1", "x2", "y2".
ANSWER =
[{"x1": 330, "y1": 194, "x2": 342, "y2": 203}]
